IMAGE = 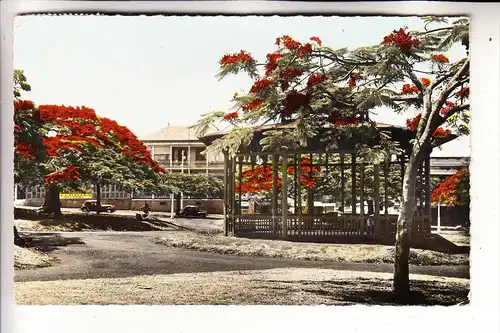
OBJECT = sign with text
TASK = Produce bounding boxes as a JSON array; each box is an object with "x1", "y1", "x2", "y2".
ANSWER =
[{"x1": 60, "y1": 192, "x2": 93, "y2": 199}]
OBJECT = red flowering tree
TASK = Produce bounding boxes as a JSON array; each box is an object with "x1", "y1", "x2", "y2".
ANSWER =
[
  {"x1": 235, "y1": 157, "x2": 320, "y2": 195},
  {"x1": 195, "y1": 17, "x2": 470, "y2": 302},
  {"x1": 431, "y1": 168, "x2": 470, "y2": 207},
  {"x1": 14, "y1": 98, "x2": 166, "y2": 217}
]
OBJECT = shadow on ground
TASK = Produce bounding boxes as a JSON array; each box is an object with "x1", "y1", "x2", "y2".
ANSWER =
[
  {"x1": 15, "y1": 207, "x2": 195, "y2": 232},
  {"x1": 19, "y1": 232, "x2": 85, "y2": 253},
  {"x1": 256, "y1": 278, "x2": 469, "y2": 306}
]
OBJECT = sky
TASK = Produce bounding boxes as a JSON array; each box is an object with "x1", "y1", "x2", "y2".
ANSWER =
[{"x1": 13, "y1": 15, "x2": 470, "y2": 157}]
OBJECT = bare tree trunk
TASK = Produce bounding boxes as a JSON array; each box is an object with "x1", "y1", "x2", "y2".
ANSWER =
[
  {"x1": 14, "y1": 226, "x2": 24, "y2": 245},
  {"x1": 95, "y1": 183, "x2": 101, "y2": 215},
  {"x1": 393, "y1": 150, "x2": 421, "y2": 303},
  {"x1": 175, "y1": 193, "x2": 181, "y2": 216},
  {"x1": 39, "y1": 183, "x2": 62, "y2": 218}
]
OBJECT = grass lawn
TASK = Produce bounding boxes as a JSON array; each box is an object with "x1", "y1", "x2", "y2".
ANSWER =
[
  {"x1": 14, "y1": 245, "x2": 58, "y2": 269},
  {"x1": 15, "y1": 267, "x2": 469, "y2": 305},
  {"x1": 155, "y1": 231, "x2": 469, "y2": 266}
]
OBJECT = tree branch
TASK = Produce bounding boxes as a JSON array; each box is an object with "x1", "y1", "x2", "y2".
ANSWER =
[
  {"x1": 435, "y1": 103, "x2": 470, "y2": 127},
  {"x1": 434, "y1": 59, "x2": 470, "y2": 111},
  {"x1": 418, "y1": 58, "x2": 470, "y2": 144},
  {"x1": 389, "y1": 95, "x2": 422, "y2": 103}
]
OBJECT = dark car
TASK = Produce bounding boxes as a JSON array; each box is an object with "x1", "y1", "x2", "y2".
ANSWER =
[
  {"x1": 178, "y1": 205, "x2": 207, "y2": 218},
  {"x1": 81, "y1": 200, "x2": 116, "y2": 213}
]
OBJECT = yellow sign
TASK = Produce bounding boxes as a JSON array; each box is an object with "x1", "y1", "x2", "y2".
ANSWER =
[{"x1": 60, "y1": 192, "x2": 93, "y2": 199}]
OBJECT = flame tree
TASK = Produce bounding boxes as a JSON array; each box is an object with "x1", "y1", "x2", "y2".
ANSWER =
[
  {"x1": 195, "y1": 17, "x2": 470, "y2": 302},
  {"x1": 431, "y1": 168, "x2": 470, "y2": 207},
  {"x1": 14, "y1": 72, "x2": 167, "y2": 218}
]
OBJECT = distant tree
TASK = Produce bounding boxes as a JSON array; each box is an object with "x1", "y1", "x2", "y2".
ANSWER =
[
  {"x1": 14, "y1": 97, "x2": 166, "y2": 218},
  {"x1": 160, "y1": 172, "x2": 224, "y2": 215},
  {"x1": 431, "y1": 168, "x2": 469, "y2": 207}
]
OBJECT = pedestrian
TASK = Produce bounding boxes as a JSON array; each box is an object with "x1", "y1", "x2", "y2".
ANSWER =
[{"x1": 141, "y1": 201, "x2": 150, "y2": 219}]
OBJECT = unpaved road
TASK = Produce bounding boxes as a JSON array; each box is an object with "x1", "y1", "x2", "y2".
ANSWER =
[{"x1": 15, "y1": 231, "x2": 470, "y2": 282}]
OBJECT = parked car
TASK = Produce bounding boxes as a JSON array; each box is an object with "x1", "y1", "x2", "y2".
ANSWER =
[
  {"x1": 178, "y1": 205, "x2": 207, "y2": 218},
  {"x1": 80, "y1": 200, "x2": 116, "y2": 213}
]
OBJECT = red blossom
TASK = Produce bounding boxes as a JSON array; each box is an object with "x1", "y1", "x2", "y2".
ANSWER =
[
  {"x1": 276, "y1": 35, "x2": 301, "y2": 50},
  {"x1": 297, "y1": 43, "x2": 313, "y2": 56},
  {"x1": 310, "y1": 36, "x2": 322, "y2": 46},
  {"x1": 401, "y1": 84, "x2": 420, "y2": 95},
  {"x1": 432, "y1": 127, "x2": 452, "y2": 138},
  {"x1": 421, "y1": 78, "x2": 431, "y2": 87},
  {"x1": 44, "y1": 165, "x2": 80, "y2": 184},
  {"x1": 307, "y1": 73, "x2": 327, "y2": 88},
  {"x1": 431, "y1": 54, "x2": 449, "y2": 63},
  {"x1": 236, "y1": 158, "x2": 320, "y2": 194},
  {"x1": 455, "y1": 87, "x2": 470, "y2": 99},
  {"x1": 280, "y1": 81, "x2": 290, "y2": 91},
  {"x1": 406, "y1": 113, "x2": 422, "y2": 131},
  {"x1": 15, "y1": 141, "x2": 37, "y2": 158},
  {"x1": 242, "y1": 99, "x2": 264, "y2": 111},
  {"x1": 223, "y1": 112, "x2": 239, "y2": 121},
  {"x1": 249, "y1": 79, "x2": 273, "y2": 94},
  {"x1": 431, "y1": 168, "x2": 469, "y2": 206},
  {"x1": 347, "y1": 74, "x2": 362, "y2": 89},
  {"x1": 265, "y1": 53, "x2": 283, "y2": 75},
  {"x1": 329, "y1": 112, "x2": 362, "y2": 126},
  {"x1": 381, "y1": 28, "x2": 420, "y2": 53},
  {"x1": 279, "y1": 68, "x2": 304, "y2": 79},
  {"x1": 400, "y1": 78, "x2": 429, "y2": 94},
  {"x1": 14, "y1": 100, "x2": 35, "y2": 112},
  {"x1": 219, "y1": 50, "x2": 255, "y2": 66},
  {"x1": 282, "y1": 90, "x2": 310, "y2": 114},
  {"x1": 440, "y1": 101, "x2": 456, "y2": 117}
]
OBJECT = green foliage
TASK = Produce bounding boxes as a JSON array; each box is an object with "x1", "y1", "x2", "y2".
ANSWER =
[
  {"x1": 160, "y1": 172, "x2": 223, "y2": 198},
  {"x1": 13, "y1": 69, "x2": 31, "y2": 99}
]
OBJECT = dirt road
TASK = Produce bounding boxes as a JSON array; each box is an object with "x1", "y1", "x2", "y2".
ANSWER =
[{"x1": 15, "y1": 231, "x2": 470, "y2": 282}]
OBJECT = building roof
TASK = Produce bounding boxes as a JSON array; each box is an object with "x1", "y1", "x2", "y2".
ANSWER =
[
  {"x1": 140, "y1": 124, "x2": 220, "y2": 142},
  {"x1": 198, "y1": 120, "x2": 457, "y2": 154}
]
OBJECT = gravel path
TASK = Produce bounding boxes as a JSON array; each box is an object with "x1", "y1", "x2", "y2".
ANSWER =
[{"x1": 15, "y1": 231, "x2": 470, "y2": 282}]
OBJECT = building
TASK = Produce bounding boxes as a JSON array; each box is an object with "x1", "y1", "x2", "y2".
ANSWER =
[
  {"x1": 140, "y1": 124, "x2": 225, "y2": 178},
  {"x1": 429, "y1": 156, "x2": 470, "y2": 177}
]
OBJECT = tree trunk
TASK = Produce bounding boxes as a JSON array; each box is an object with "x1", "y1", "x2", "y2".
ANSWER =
[
  {"x1": 393, "y1": 151, "x2": 421, "y2": 303},
  {"x1": 14, "y1": 226, "x2": 24, "y2": 246},
  {"x1": 39, "y1": 183, "x2": 62, "y2": 218},
  {"x1": 95, "y1": 183, "x2": 101, "y2": 215},
  {"x1": 175, "y1": 193, "x2": 181, "y2": 216}
]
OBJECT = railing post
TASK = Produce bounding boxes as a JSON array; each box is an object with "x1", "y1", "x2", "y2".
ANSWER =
[
  {"x1": 425, "y1": 154, "x2": 432, "y2": 236},
  {"x1": 223, "y1": 152, "x2": 228, "y2": 236},
  {"x1": 384, "y1": 156, "x2": 390, "y2": 238},
  {"x1": 360, "y1": 162, "x2": 365, "y2": 236},
  {"x1": 374, "y1": 163, "x2": 381, "y2": 238},
  {"x1": 231, "y1": 157, "x2": 236, "y2": 233},
  {"x1": 272, "y1": 154, "x2": 279, "y2": 235},
  {"x1": 281, "y1": 153, "x2": 288, "y2": 238},
  {"x1": 297, "y1": 154, "x2": 302, "y2": 236}
]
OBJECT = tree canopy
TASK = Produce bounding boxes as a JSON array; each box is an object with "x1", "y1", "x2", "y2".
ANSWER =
[
  {"x1": 430, "y1": 168, "x2": 469, "y2": 206},
  {"x1": 195, "y1": 17, "x2": 469, "y2": 163}
]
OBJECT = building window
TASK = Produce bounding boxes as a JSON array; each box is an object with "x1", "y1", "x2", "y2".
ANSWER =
[
  {"x1": 154, "y1": 154, "x2": 169, "y2": 162},
  {"x1": 173, "y1": 147, "x2": 187, "y2": 162},
  {"x1": 195, "y1": 147, "x2": 206, "y2": 161}
]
